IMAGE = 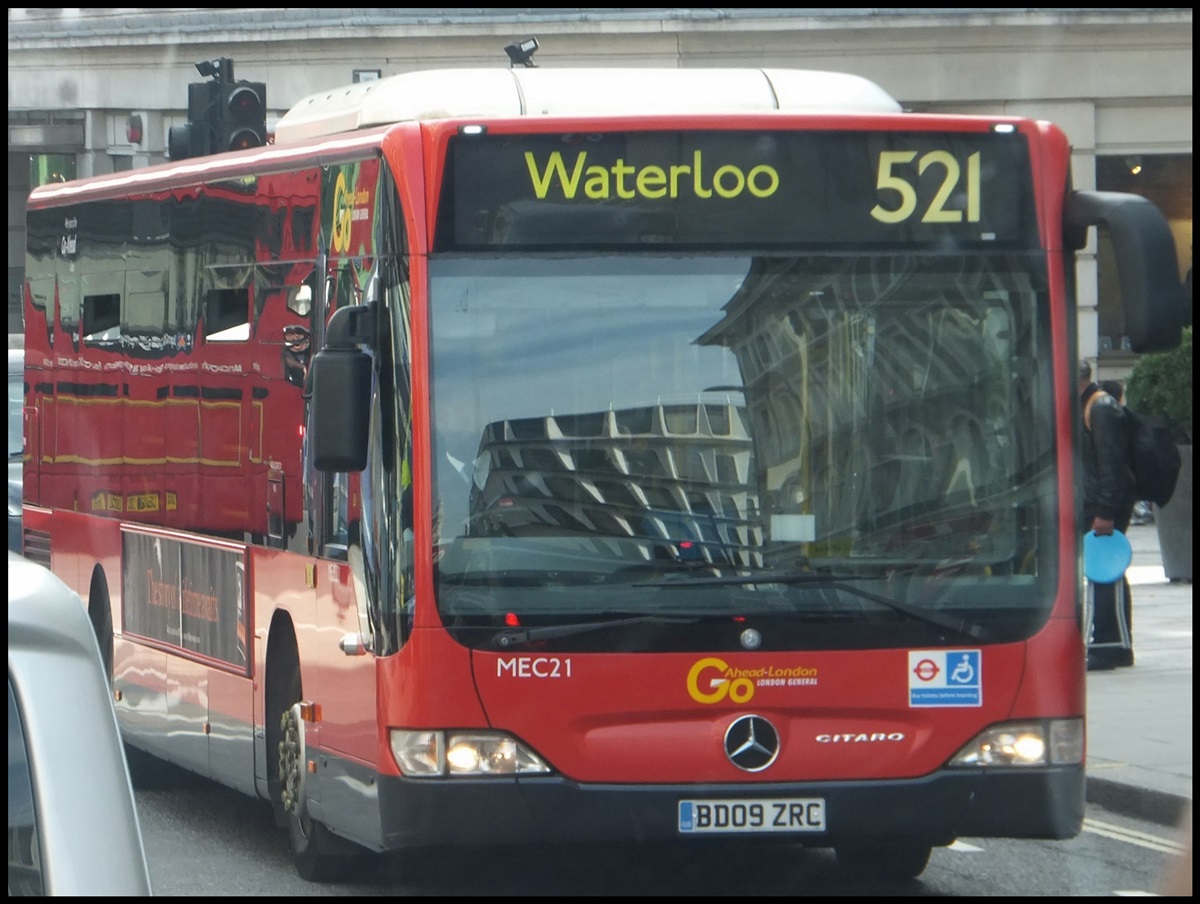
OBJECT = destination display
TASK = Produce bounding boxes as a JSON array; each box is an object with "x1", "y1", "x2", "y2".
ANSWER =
[{"x1": 439, "y1": 130, "x2": 1037, "y2": 251}]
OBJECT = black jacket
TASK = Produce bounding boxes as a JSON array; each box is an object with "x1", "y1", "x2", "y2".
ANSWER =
[{"x1": 1080, "y1": 383, "x2": 1135, "y2": 524}]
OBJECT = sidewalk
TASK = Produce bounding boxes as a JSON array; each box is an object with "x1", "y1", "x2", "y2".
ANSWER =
[{"x1": 1084, "y1": 522, "x2": 1192, "y2": 826}]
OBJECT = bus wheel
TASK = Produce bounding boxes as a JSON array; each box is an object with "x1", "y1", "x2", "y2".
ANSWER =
[
  {"x1": 276, "y1": 666, "x2": 358, "y2": 882},
  {"x1": 834, "y1": 841, "x2": 934, "y2": 880}
]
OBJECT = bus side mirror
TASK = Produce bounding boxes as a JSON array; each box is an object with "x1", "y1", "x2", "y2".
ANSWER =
[
  {"x1": 309, "y1": 305, "x2": 374, "y2": 472},
  {"x1": 1065, "y1": 190, "x2": 1186, "y2": 353}
]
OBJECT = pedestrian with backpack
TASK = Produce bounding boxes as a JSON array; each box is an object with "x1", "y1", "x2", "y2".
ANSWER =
[
  {"x1": 1078, "y1": 361, "x2": 1136, "y2": 670},
  {"x1": 1100, "y1": 380, "x2": 1155, "y2": 525}
]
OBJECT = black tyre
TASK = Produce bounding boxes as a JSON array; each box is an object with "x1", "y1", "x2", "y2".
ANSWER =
[
  {"x1": 834, "y1": 840, "x2": 934, "y2": 880},
  {"x1": 86, "y1": 570, "x2": 114, "y2": 683},
  {"x1": 273, "y1": 658, "x2": 362, "y2": 882}
]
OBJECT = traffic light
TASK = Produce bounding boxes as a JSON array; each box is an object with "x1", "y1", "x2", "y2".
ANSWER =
[
  {"x1": 216, "y1": 81, "x2": 267, "y2": 152},
  {"x1": 169, "y1": 59, "x2": 267, "y2": 160},
  {"x1": 168, "y1": 80, "x2": 218, "y2": 160}
]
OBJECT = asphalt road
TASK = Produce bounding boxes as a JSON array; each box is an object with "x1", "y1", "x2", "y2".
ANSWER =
[{"x1": 134, "y1": 774, "x2": 1186, "y2": 896}]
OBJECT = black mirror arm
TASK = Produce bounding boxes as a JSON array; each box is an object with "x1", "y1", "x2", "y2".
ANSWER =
[{"x1": 324, "y1": 300, "x2": 377, "y2": 351}]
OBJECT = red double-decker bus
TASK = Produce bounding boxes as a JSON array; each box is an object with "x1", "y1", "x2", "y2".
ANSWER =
[{"x1": 21, "y1": 67, "x2": 1185, "y2": 881}]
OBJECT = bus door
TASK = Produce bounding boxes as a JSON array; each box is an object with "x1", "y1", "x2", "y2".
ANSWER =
[
  {"x1": 305, "y1": 253, "x2": 378, "y2": 769},
  {"x1": 313, "y1": 471, "x2": 377, "y2": 761}
]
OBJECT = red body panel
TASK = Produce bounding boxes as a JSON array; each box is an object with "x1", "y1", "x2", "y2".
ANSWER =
[{"x1": 464, "y1": 638, "x2": 1070, "y2": 784}]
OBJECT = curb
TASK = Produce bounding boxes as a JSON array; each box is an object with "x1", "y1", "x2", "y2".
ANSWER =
[{"x1": 1086, "y1": 776, "x2": 1191, "y2": 827}]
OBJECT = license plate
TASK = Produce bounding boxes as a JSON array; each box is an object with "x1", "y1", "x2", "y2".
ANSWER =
[{"x1": 678, "y1": 798, "x2": 826, "y2": 834}]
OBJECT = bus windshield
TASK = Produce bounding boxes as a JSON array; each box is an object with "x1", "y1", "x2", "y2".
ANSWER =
[{"x1": 428, "y1": 252, "x2": 1057, "y2": 649}]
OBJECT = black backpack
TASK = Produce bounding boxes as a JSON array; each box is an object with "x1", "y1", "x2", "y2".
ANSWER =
[{"x1": 1085, "y1": 391, "x2": 1182, "y2": 507}]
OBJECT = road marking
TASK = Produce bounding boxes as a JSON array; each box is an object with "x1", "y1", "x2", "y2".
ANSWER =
[{"x1": 1083, "y1": 818, "x2": 1187, "y2": 855}]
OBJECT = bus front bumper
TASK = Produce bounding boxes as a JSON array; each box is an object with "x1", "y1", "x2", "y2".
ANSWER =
[{"x1": 373, "y1": 765, "x2": 1084, "y2": 851}]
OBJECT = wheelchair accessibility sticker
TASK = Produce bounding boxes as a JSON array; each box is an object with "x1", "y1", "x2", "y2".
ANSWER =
[{"x1": 908, "y1": 650, "x2": 982, "y2": 707}]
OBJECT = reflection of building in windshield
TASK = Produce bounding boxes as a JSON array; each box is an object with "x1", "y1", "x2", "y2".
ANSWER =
[
  {"x1": 465, "y1": 401, "x2": 762, "y2": 567},
  {"x1": 700, "y1": 256, "x2": 1017, "y2": 564}
]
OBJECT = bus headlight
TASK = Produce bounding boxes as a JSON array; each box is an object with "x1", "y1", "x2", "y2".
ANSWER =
[
  {"x1": 389, "y1": 729, "x2": 551, "y2": 777},
  {"x1": 948, "y1": 718, "x2": 1083, "y2": 767}
]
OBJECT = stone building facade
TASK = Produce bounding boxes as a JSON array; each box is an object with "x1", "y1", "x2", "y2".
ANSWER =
[{"x1": 7, "y1": 7, "x2": 1193, "y2": 381}]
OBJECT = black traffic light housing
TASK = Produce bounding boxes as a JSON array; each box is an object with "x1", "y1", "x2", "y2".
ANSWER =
[
  {"x1": 217, "y1": 81, "x2": 267, "y2": 152},
  {"x1": 168, "y1": 58, "x2": 266, "y2": 160},
  {"x1": 168, "y1": 80, "x2": 217, "y2": 159}
]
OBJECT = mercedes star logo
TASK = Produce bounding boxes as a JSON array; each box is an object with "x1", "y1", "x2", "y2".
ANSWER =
[{"x1": 724, "y1": 714, "x2": 780, "y2": 772}]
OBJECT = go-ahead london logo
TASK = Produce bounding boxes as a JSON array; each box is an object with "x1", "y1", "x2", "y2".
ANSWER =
[{"x1": 686, "y1": 657, "x2": 818, "y2": 704}]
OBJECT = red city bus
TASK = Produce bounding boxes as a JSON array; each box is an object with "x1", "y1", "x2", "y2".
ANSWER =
[{"x1": 21, "y1": 67, "x2": 1185, "y2": 882}]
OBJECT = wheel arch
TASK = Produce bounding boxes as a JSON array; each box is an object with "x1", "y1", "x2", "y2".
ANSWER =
[
  {"x1": 85, "y1": 562, "x2": 114, "y2": 680},
  {"x1": 263, "y1": 608, "x2": 300, "y2": 823}
]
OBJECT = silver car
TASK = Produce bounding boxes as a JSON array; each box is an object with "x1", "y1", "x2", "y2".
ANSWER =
[{"x1": 8, "y1": 552, "x2": 152, "y2": 895}]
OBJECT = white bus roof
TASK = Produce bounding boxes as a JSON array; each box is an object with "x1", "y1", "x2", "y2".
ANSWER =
[{"x1": 274, "y1": 67, "x2": 902, "y2": 144}]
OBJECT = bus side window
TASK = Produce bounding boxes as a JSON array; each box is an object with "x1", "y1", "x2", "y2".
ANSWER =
[
  {"x1": 82, "y1": 292, "x2": 121, "y2": 344},
  {"x1": 205, "y1": 288, "x2": 251, "y2": 342}
]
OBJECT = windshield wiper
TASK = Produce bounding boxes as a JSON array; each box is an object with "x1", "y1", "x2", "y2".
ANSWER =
[
  {"x1": 490, "y1": 614, "x2": 699, "y2": 649},
  {"x1": 634, "y1": 571, "x2": 991, "y2": 641}
]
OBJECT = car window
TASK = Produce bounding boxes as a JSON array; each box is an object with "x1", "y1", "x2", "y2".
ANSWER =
[{"x1": 8, "y1": 679, "x2": 43, "y2": 895}]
